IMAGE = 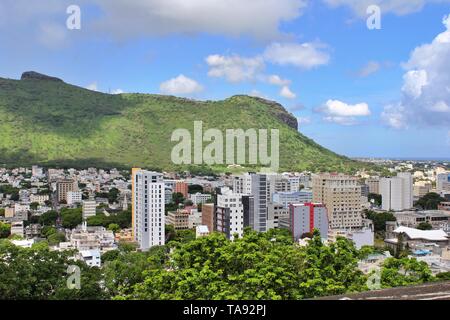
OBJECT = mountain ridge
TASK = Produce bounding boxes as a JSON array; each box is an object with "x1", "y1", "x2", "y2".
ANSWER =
[{"x1": 0, "y1": 71, "x2": 370, "y2": 173}]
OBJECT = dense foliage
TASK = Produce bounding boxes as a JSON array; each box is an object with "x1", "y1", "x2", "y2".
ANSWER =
[
  {"x1": 0, "y1": 228, "x2": 441, "y2": 300},
  {"x1": 0, "y1": 77, "x2": 372, "y2": 173},
  {"x1": 415, "y1": 193, "x2": 446, "y2": 210}
]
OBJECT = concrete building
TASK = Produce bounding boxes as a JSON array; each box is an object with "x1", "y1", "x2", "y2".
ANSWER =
[
  {"x1": 280, "y1": 203, "x2": 328, "y2": 241},
  {"x1": 190, "y1": 192, "x2": 212, "y2": 205},
  {"x1": 380, "y1": 172, "x2": 413, "y2": 211},
  {"x1": 132, "y1": 169, "x2": 165, "y2": 251},
  {"x1": 384, "y1": 226, "x2": 449, "y2": 251},
  {"x1": 78, "y1": 249, "x2": 101, "y2": 267},
  {"x1": 216, "y1": 187, "x2": 244, "y2": 239},
  {"x1": 394, "y1": 210, "x2": 450, "y2": 230},
  {"x1": 312, "y1": 174, "x2": 363, "y2": 229},
  {"x1": 82, "y1": 200, "x2": 97, "y2": 219},
  {"x1": 201, "y1": 203, "x2": 215, "y2": 235},
  {"x1": 439, "y1": 202, "x2": 450, "y2": 212},
  {"x1": 196, "y1": 225, "x2": 210, "y2": 238},
  {"x1": 166, "y1": 209, "x2": 190, "y2": 230},
  {"x1": 267, "y1": 202, "x2": 289, "y2": 230},
  {"x1": 414, "y1": 181, "x2": 432, "y2": 198},
  {"x1": 365, "y1": 177, "x2": 380, "y2": 195},
  {"x1": 272, "y1": 190, "x2": 313, "y2": 208},
  {"x1": 66, "y1": 191, "x2": 82, "y2": 205},
  {"x1": 174, "y1": 181, "x2": 189, "y2": 198},
  {"x1": 10, "y1": 221, "x2": 24, "y2": 237},
  {"x1": 437, "y1": 173, "x2": 450, "y2": 192},
  {"x1": 29, "y1": 194, "x2": 49, "y2": 205},
  {"x1": 328, "y1": 219, "x2": 374, "y2": 249},
  {"x1": 57, "y1": 179, "x2": 78, "y2": 203},
  {"x1": 250, "y1": 174, "x2": 268, "y2": 233}
]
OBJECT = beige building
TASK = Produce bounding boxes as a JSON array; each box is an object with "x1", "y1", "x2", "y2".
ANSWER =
[
  {"x1": 166, "y1": 209, "x2": 190, "y2": 230},
  {"x1": 312, "y1": 173, "x2": 363, "y2": 229},
  {"x1": 414, "y1": 181, "x2": 432, "y2": 198},
  {"x1": 365, "y1": 177, "x2": 380, "y2": 195},
  {"x1": 56, "y1": 179, "x2": 78, "y2": 203}
]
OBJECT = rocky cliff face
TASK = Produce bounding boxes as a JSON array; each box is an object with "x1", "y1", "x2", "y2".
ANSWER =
[
  {"x1": 250, "y1": 96, "x2": 298, "y2": 131},
  {"x1": 21, "y1": 71, "x2": 63, "y2": 82}
]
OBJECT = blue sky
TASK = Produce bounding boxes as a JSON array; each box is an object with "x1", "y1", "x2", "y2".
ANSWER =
[{"x1": 0, "y1": 0, "x2": 449, "y2": 159}]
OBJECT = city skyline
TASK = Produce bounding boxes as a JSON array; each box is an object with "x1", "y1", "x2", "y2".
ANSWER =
[{"x1": 1, "y1": 1, "x2": 450, "y2": 158}]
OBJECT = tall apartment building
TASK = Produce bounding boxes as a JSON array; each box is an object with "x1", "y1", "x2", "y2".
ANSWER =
[
  {"x1": 365, "y1": 177, "x2": 380, "y2": 195},
  {"x1": 67, "y1": 191, "x2": 82, "y2": 205},
  {"x1": 82, "y1": 200, "x2": 97, "y2": 219},
  {"x1": 267, "y1": 202, "x2": 289, "y2": 230},
  {"x1": 232, "y1": 173, "x2": 253, "y2": 194},
  {"x1": 166, "y1": 209, "x2": 190, "y2": 230},
  {"x1": 216, "y1": 187, "x2": 245, "y2": 239},
  {"x1": 201, "y1": 203, "x2": 215, "y2": 233},
  {"x1": 279, "y1": 203, "x2": 328, "y2": 241},
  {"x1": 174, "y1": 181, "x2": 189, "y2": 198},
  {"x1": 380, "y1": 172, "x2": 413, "y2": 211},
  {"x1": 56, "y1": 179, "x2": 78, "y2": 203},
  {"x1": 312, "y1": 174, "x2": 362, "y2": 229},
  {"x1": 250, "y1": 174, "x2": 268, "y2": 233},
  {"x1": 132, "y1": 169, "x2": 165, "y2": 251},
  {"x1": 437, "y1": 173, "x2": 450, "y2": 192}
]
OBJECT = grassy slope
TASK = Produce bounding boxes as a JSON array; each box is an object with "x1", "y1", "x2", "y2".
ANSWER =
[{"x1": 0, "y1": 77, "x2": 370, "y2": 173}]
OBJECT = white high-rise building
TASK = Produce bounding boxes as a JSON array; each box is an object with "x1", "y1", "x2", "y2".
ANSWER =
[
  {"x1": 380, "y1": 172, "x2": 413, "y2": 211},
  {"x1": 437, "y1": 173, "x2": 450, "y2": 192},
  {"x1": 216, "y1": 187, "x2": 245, "y2": 240},
  {"x1": 66, "y1": 191, "x2": 82, "y2": 205},
  {"x1": 132, "y1": 169, "x2": 165, "y2": 251}
]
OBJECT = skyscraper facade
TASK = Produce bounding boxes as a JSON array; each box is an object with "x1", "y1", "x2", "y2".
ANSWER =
[{"x1": 132, "y1": 169, "x2": 165, "y2": 251}]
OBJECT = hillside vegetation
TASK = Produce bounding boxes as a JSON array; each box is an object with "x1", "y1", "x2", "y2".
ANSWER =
[{"x1": 0, "y1": 72, "x2": 370, "y2": 173}]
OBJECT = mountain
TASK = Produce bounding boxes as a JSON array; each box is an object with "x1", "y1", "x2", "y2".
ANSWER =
[{"x1": 0, "y1": 72, "x2": 369, "y2": 173}]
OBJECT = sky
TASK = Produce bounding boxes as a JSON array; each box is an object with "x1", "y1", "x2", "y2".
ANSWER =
[{"x1": 0, "y1": 0, "x2": 449, "y2": 159}]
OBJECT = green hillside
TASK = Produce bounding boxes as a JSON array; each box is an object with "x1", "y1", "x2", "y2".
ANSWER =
[{"x1": 0, "y1": 72, "x2": 369, "y2": 173}]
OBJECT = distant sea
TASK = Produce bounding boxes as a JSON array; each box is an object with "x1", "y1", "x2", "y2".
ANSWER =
[{"x1": 353, "y1": 157, "x2": 450, "y2": 162}]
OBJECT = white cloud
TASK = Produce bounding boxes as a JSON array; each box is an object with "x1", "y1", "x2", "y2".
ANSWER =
[
  {"x1": 382, "y1": 14, "x2": 450, "y2": 128},
  {"x1": 206, "y1": 55, "x2": 265, "y2": 83},
  {"x1": 86, "y1": 82, "x2": 99, "y2": 91},
  {"x1": 321, "y1": 99, "x2": 371, "y2": 117},
  {"x1": 401, "y1": 70, "x2": 428, "y2": 98},
  {"x1": 323, "y1": 0, "x2": 450, "y2": 17},
  {"x1": 280, "y1": 86, "x2": 297, "y2": 99},
  {"x1": 318, "y1": 99, "x2": 371, "y2": 125},
  {"x1": 264, "y1": 42, "x2": 330, "y2": 69},
  {"x1": 92, "y1": 0, "x2": 307, "y2": 40},
  {"x1": 267, "y1": 74, "x2": 291, "y2": 86},
  {"x1": 381, "y1": 103, "x2": 408, "y2": 129},
  {"x1": 159, "y1": 74, "x2": 203, "y2": 95},
  {"x1": 357, "y1": 61, "x2": 381, "y2": 77}
]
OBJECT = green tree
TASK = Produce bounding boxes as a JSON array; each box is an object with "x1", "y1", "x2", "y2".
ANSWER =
[
  {"x1": 47, "y1": 232, "x2": 66, "y2": 246},
  {"x1": 39, "y1": 210, "x2": 58, "y2": 226},
  {"x1": 61, "y1": 208, "x2": 82, "y2": 229},
  {"x1": 417, "y1": 222, "x2": 433, "y2": 230},
  {"x1": 415, "y1": 193, "x2": 446, "y2": 210},
  {"x1": 30, "y1": 202, "x2": 39, "y2": 210},
  {"x1": 0, "y1": 222, "x2": 11, "y2": 238},
  {"x1": 364, "y1": 209, "x2": 396, "y2": 233},
  {"x1": 108, "y1": 223, "x2": 120, "y2": 233},
  {"x1": 380, "y1": 257, "x2": 433, "y2": 288}
]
